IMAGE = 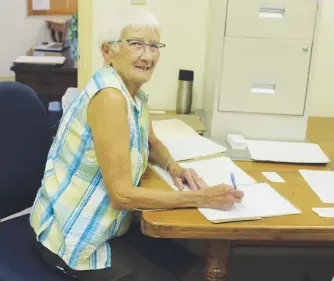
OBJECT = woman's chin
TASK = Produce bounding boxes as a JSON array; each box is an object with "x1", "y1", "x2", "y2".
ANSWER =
[{"x1": 133, "y1": 73, "x2": 152, "y2": 84}]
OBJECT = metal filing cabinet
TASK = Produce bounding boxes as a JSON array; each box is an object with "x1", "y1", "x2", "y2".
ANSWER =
[{"x1": 202, "y1": 0, "x2": 321, "y2": 141}]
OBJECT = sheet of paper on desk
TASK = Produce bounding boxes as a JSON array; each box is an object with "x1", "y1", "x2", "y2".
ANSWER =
[
  {"x1": 152, "y1": 119, "x2": 226, "y2": 161},
  {"x1": 162, "y1": 135, "x2": 226, "y2": 161},
  {"x1": 246, "y1": 140, "x2": 330, "y2": 164},
  {"x1": 151, "y1": 157, "x2": 301, "y2": 223},
  {"x1": 199, "y1": 183, "x2": 301, "y2": 223},
  {"x1": 312, "y1": 208, "x2": 334, "y2": 218},
  {"x1": 151, "y1": 157, "x2": 256, "y2": 191},
  {"x1": 299, "y1": 170, "x2": 334, "y2": 203},
  {"x1": 152, "y1": 119, "x2": 199, "y2": 141},
  {"x1": 262, "y1": 172, "x2": 285, "y2": 183}
]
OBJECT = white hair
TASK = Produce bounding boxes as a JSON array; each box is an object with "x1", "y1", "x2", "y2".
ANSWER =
[{"x1": 99, "y1": 7, "x2": 161, "y2": 51}]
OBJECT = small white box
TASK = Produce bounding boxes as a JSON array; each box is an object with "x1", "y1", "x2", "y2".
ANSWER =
[{"x1": 227, "y1": 134, "x2": 247, "y2": 150}]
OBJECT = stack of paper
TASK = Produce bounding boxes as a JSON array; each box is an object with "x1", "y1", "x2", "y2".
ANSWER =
[
  {"x1": 226, "y1": 134, "x2": 247, "y2": 150},
  {"x1": 299, "y1": 170, "x2": 334, "y2": 203},
  {"x1": 152, "y1": 119, "x2": 226, "y2": 161},
  {"x1": 14, "y1": 56, "x2": 66, "y2": 65},
  {"x1": 247, "y1": 140, "x2": 330, "y2": 164},
  {"x1": 151, "y1": 157, "x2": 301, "y2": 223}
]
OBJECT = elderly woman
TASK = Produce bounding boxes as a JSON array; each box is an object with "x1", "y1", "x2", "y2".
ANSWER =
[{"x1": 30, "y1": 7, "x2": 243, "y2": 281}]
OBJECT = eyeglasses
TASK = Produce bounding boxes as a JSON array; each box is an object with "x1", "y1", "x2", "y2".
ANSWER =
[{"x1": 108, "y1": 39, "x2": 166, "y2": 53}]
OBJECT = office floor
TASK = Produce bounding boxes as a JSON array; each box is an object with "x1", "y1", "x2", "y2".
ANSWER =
[{"x1": 182, "y1": 248, "x2": 334, "y2": 281}]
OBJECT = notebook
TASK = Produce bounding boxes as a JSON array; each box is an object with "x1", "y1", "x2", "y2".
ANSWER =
[
  {"x1": 246, "y1": 140, "x2": 330, "y2": 164},
  {"x1": 151, "y1": 157, "x2": 301, "y2": 223},
  {"x1": 152, "y1": 119, "x2": 226, "y2": 161}
]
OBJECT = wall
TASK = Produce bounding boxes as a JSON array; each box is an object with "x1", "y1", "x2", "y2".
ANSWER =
[
  {"x1": 308, "y1": 0, "x2": 334, "y2": 117},
  {"x1": 79, "y1": 0, "x2": 334, "y2": 116},
  {"x1": 0, "y1": 0, "x2": 69, "y2": 79},
  {"x1": 90, "y1": 0, "x2": 209, "y2": 111},
  {"x1": 78, "y1": 0, "x2": 92, "y2": 90}
]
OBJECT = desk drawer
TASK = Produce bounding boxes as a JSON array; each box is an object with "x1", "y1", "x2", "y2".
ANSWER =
[
  {"x1": 226, "y1": 0, "x2": 318, "y2": 40},
  {"x1": 218, "y1": 37, "x2": 312, "y2": 115},
  {"x1": 16, "y1": 72, "x2": 76, "y2": 97}
]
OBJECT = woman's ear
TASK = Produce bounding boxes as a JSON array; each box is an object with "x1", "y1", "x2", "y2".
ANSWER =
[{"x1": 101, "y1": 42, "x2": 113, "y2": 63}]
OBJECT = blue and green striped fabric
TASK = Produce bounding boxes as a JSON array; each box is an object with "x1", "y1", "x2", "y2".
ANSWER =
[{"x1": 30, "y1": 66, "x2": 149, "y2": 270}]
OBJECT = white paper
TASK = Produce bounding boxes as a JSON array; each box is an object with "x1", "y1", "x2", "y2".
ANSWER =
[
  {"x1": 151, "y1": 156, "x2": 256, "y2": 189},
  {"x1": 299, "y1": 170, "x2": 334, "y2": 203},
  {"x1": 151, "y1": 157, "x2": 301, "y2": 223},
  {"x1": 262, "y1": 172, "x2": 285, "y2": 183},
  {"x1": 161, "y1": 135, "x2": 226, "y2": 161},
  {"x1": 32, "y1": 0, "x2": 50, "y2": 10},
  {"x1": 152, "y1": 119, "x2": 199, "y2": 141},
  {"x1": 247, "y1": 140, "x2": 330, "y2": 164},
  {"x1": 227, "y1": 134, "x2": 247, "y2": 150},
  {"x1": 312, "y1": 208, "x2": 334, "y2": 218},
  {"x1": 149, "y1": 110, "x2": 166, "y2": 114},
  {"x1": 152, "y1": 119, "x2": 226, "y2": 161},
  {"x1": 199, "y1": 183, "x2": 301, "y2": 223},
  {"x1": 15, "y1": 56, "x2": 66, "y2": 65},
  {"x1": 0, "y1": 207, "x2": 32, "y2": 223}
]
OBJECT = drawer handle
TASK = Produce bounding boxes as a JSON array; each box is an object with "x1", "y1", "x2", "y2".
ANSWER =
[
  {"x1": 251, "y1": 84, "x2": 276, "y2": 95},
  {"x1": 259, "y1": 6, "x2": 285, "y2": 19}
]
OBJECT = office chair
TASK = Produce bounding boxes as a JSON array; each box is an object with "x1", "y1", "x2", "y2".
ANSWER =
[
  {"x1": 0, "y1": 82, "x2": 134, "y2": 281},
  {"x1": 0, "y1": 81, "x2": 69, "y2": 281}
]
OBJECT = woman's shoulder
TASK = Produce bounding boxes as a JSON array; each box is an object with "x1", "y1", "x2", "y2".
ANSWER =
[
  {"x1": 84, "y1": 66, "x2": 125, "y2": 98},
  {"x1": 92, "y1": 66, "x2": 122, "y2": 86}
]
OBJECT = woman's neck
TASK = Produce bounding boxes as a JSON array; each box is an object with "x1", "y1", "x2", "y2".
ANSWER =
[
  {"x1": 124, "y1": 81, "x2": 141, "y2": 97},
  {"x1": 112, "y1": 67, "x2": 142, "y2": 97}
]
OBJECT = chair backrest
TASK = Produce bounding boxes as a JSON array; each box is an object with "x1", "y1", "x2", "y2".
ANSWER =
[{"x1": 0, "y1": 82, "x2": 53, "y2": 219}]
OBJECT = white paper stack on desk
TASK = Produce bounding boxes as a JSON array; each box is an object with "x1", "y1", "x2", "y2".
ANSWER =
[
  {"x1": 151, "y1": 157, "x2": 301, "y2": 223},
  {"x1": 14, "y1": 56, "x2": 66, "y2": 66},
  {"x1": 226, "y1": 134, "x2": 247, "y2": 150},
  {"x1": 152, "y1": 119, "x2": 226, "y2": 161},
  {"x1": 246, "y1": 140, "x2": 330, "y2": 164}
]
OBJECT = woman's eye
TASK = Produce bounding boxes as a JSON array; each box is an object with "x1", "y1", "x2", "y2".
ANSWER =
[{"x1": 130, "y1": 41, "x2": 143, "y2": 46}]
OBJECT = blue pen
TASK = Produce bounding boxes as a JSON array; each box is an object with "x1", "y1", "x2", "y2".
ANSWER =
[{"x1": 230, "y1": 172, "x2": 237, "y2": 189}]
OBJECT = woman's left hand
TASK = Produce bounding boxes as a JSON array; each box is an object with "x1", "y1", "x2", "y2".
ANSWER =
[{"x1": 167, "y1": 162, "x2": 209, "y2": 191}]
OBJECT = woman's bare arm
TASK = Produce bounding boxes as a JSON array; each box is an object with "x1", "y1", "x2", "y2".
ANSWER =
[{"x1": 87, "y1": 88, "x2": 209, "y2": 210}]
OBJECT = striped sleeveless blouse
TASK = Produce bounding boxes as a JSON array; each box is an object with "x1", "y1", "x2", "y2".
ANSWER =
[{"x1": 30, "y1": 66, "x2": 150, "y2": 270}]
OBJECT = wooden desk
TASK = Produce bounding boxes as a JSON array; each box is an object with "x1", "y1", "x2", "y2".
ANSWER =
[
  {"x1": 10, "y1": 49, "x2": 77, "y2": 110},
  {"x1": 141, "y1": 117, "x2": 334, "y2": 281}
]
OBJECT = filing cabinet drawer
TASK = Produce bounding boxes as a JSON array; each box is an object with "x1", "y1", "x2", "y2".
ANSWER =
[
  {"x1": 218, "y1": 37, "x2": 312, "y2": 115},
  {"x1": 226, "y1": 0, "x2": 318, "y2": 40}
]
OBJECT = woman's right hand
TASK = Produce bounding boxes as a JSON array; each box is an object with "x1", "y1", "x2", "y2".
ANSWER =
[{"x1": 201, "y1": 184, "x2": 244, "y2": 210}]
